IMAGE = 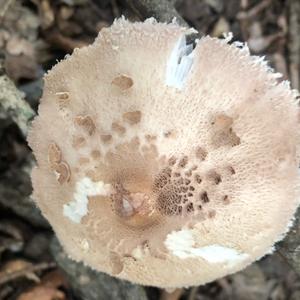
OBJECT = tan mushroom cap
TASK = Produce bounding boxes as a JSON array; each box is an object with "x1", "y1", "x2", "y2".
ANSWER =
[{"x1": 28, "y1": 18, "x2": 300, "y2": 288}]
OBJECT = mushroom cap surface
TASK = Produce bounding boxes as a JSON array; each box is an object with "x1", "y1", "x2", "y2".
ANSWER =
[{"x1": 28, "y1": 18, "x2": 300, "y2": 288}]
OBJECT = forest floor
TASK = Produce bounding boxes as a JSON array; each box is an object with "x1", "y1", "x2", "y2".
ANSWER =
[{"x1": 0, "y1": 0, "x2": 300, "y2": 299}]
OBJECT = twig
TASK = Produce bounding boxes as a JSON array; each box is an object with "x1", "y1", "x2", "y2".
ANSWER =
[{"x1": 0, "y1": 262, "x2": 56, "y2": 285}]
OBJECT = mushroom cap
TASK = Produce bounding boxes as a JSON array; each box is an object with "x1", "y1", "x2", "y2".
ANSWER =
[{"x1": 28, "y1": 18, "x2": 300, "y2": 288}]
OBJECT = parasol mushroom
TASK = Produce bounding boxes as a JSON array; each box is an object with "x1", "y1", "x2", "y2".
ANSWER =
[{"x1": 28, "y1": 18, "x2": 300, "y2": 288}]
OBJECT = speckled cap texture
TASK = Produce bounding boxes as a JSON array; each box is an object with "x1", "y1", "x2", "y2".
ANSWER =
[{"x1": 28, "y1": 18, "x2": 300, "y2": 288}]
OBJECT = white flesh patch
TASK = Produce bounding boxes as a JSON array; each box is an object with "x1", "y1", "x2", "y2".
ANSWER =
[
  {"x1": 63, "y1": 177, "x2": 112, "y2": 223},
  {"x1": 165, "y1": 229, "x2": 249, "y2": 264},
  {"x1": 166, "y1": 35, "x2": 194, "y2": 89}
]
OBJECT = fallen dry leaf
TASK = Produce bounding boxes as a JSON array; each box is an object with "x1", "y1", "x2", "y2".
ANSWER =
[
  {"x1": 17, "y1": 286, "x2": 65, "y2": 300},
  {"x1": 0, "y1": 259, "x2": 40, "y2": 283}
]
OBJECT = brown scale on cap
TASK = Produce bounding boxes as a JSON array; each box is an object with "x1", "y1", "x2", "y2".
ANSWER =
[
  {"x1": 72, "y1": 136, "x2": 86, "y2": 149},
  {"x1": 164, "y1": 130, "x2": 177, "y2": 139},
  {"x1": 91, "y1": 150, "x2": 101, "y2": 160},
  {"x1": 47, "y1": 143, "x2": 71, "y2": 184},
  {"x1": 178, "y1": 156, "x2": 188, "y2": 168},
  {"x1": 112, "y1": 75, "x2": 134, "y2": 90},
  {"x1": 145, "y1": 134, "x2": 157, "y2": 142},
  {"x1": 53, "y1": 161, "x2": 71, "y2": 184},
  {"x1": 111, "y1": 183, "x2": 157, "y2": 228},
  {"x1": 109, "y1": 251, "x2": 124, "y2": 275},
  {"x1": 122, "y1": 111, "x2": 142, "y2": 125},
  {"x1": 206, "y1": 170, "x2": 222, "y2": 185},
  {"x1": 112, "y1": 122, "x2": 126, "y2": 135},
  {"x1": 223, "y1": 195, "x2": 230, "y2": 205},
  {"x1": 195, "y1": 146, "x2": 207, "y2": 161},
  {"x1": 55, "y1": 92, "x2": 70, "y2": 109},
  {"x1": 74, "y1": 115, "x2": 96, "y2": 136},
  {"x1": 226, "y1": 165, "x2": 236, "y2": 175},
  {"x1": 185, "y1": 170, "x2": 193, "y2": 177},
  {"x1": 152, "y1": 159, "x2": 214, "y2": 217},
  {"x1": 156, "y1": 186, "x2": 183, "y2": 216},
  {"x1": 168, "y1": 156, "x2": 177, "y2": 166},
  {"x1": 48, "y1": 143, "x2": 62, "y2": 167},
  {"x1": 78, "y1": 157, "x2": 89, "y2": 165},
  {"x1": 194, "y1": 174, "x2": 202, "y2": 184},
  {"x1": 28, "y1": 19, "x2": 300, "y2": 289},
  {"x1": 153, "y1": 167, "x2": 172, "y2": 191},
  {"x1": 211, "y1": 114, "x2": 240, "y2": 148},
  {"x1": 208, "y1": 210, "x2": 216, "y2": 218},
  {"x1": 101, "y1": 134, "x2": 113, "y2": 143}
]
